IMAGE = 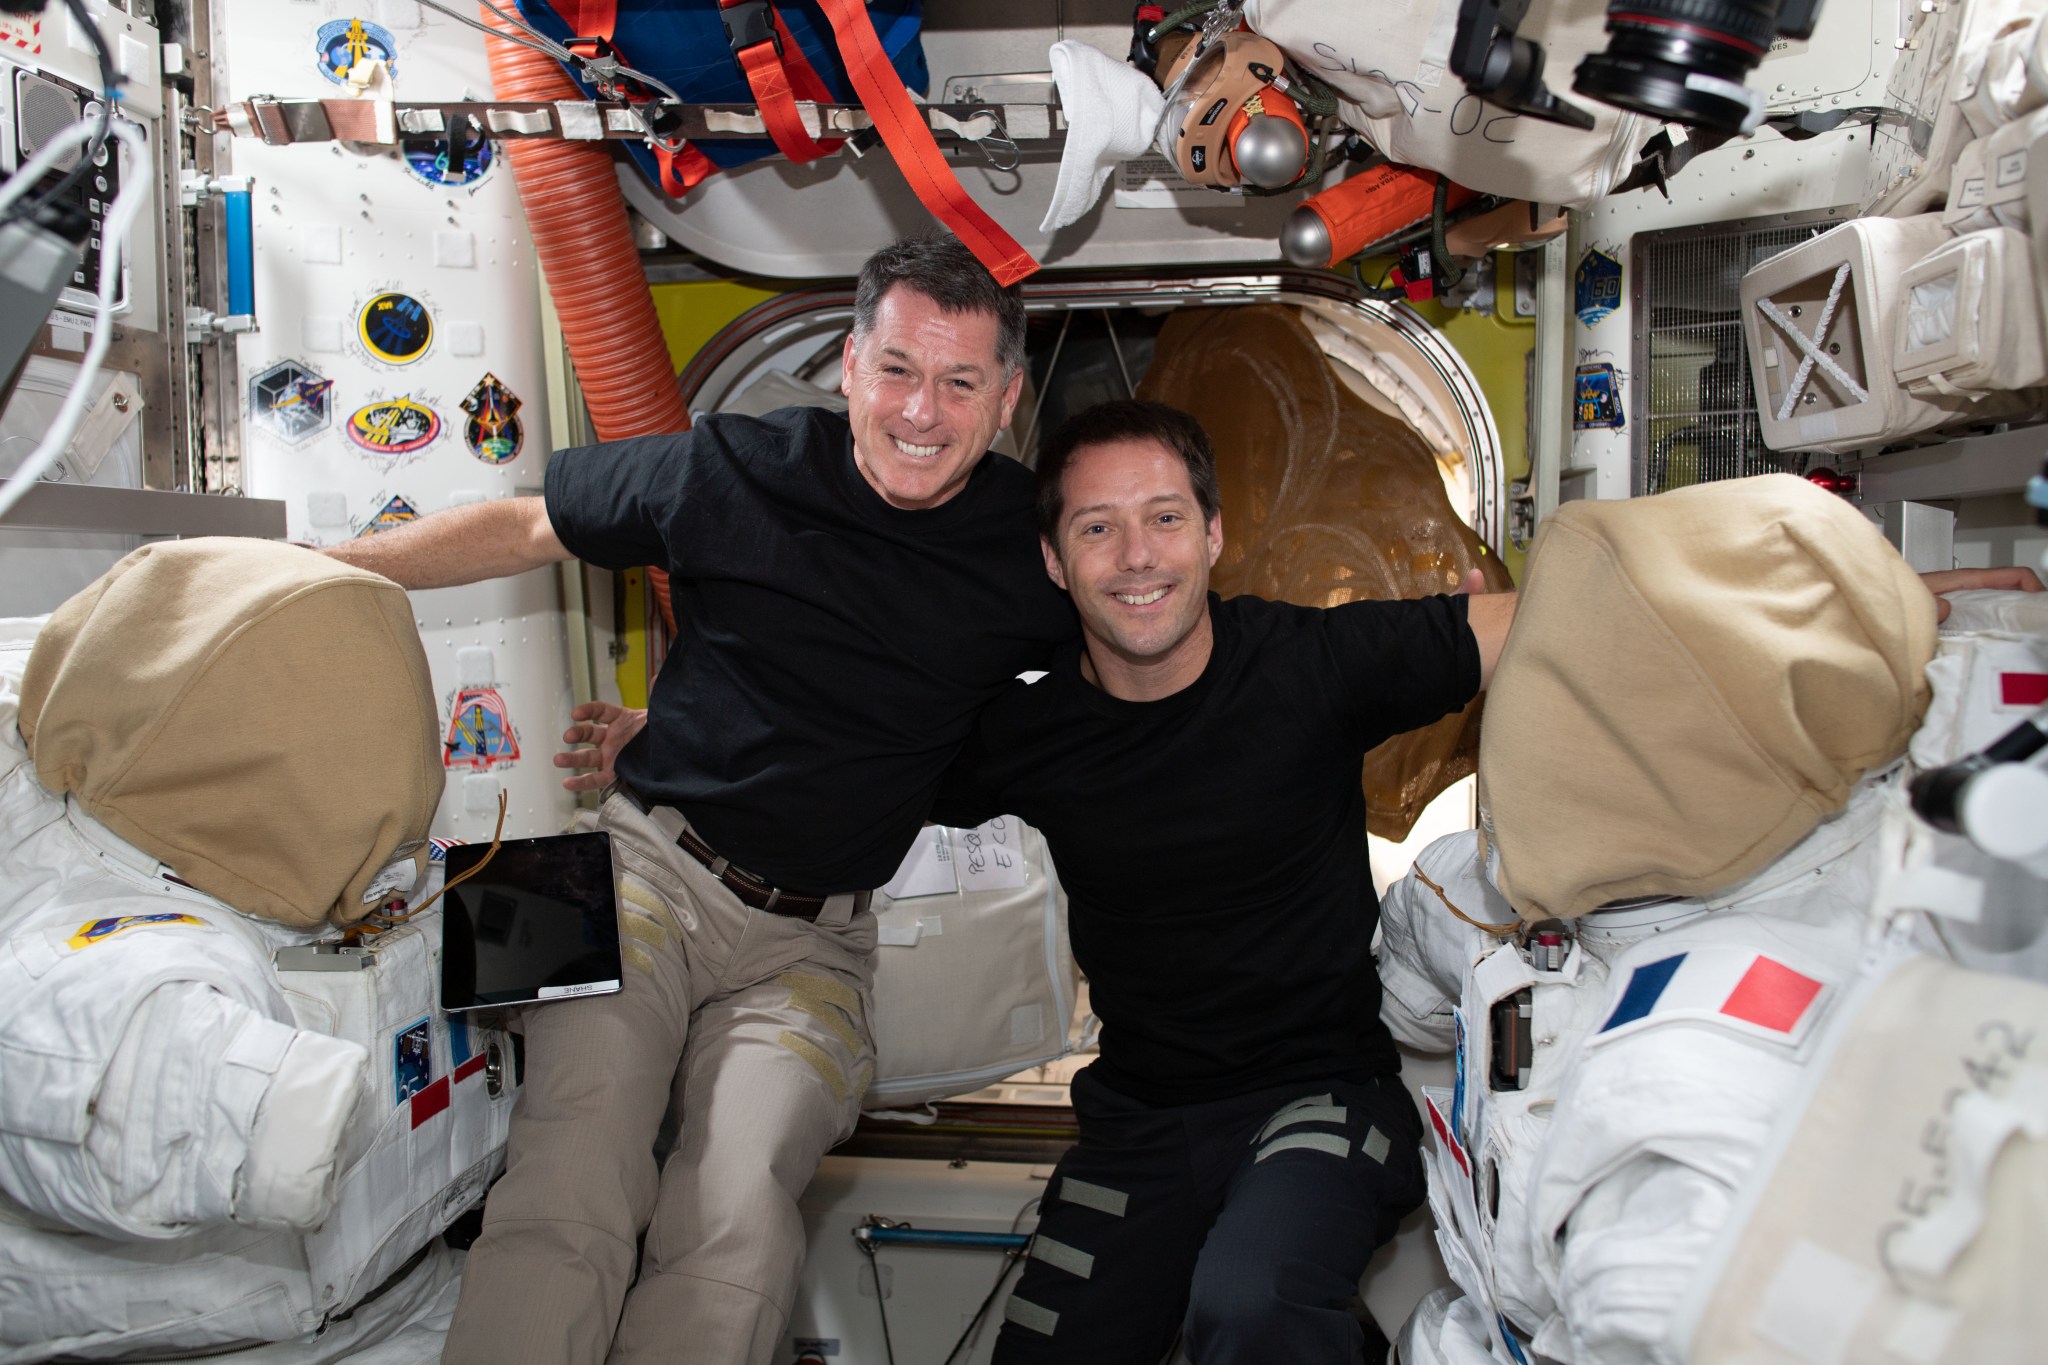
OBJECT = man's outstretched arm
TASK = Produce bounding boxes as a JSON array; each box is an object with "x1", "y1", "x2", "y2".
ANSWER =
[
  {"x1": 321, "y1": 495, "x2": 573, "y2": 589},
  {"x1": 1454, "y1": 569, "x2": 1515, "y2": 691},
  {"x1": 1456, "y1": 563, "x2": 2041, "y2": 693},
  {"x1": 1467, "y1": 590, "x2": 1517, "y2": 691}
]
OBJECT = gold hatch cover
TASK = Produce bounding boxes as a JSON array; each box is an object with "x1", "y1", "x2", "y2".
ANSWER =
[{"x1": 1138, "y1": 303, "x2": 1510, "y2": 840}]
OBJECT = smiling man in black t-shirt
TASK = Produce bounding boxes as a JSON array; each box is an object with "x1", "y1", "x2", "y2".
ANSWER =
[
  {"x1": 323, "y1": 237, "x2": 1073, "y2": 1365},
  {"x1": 932, "y1": 399, "x2": 1517, "y2": 1365}
]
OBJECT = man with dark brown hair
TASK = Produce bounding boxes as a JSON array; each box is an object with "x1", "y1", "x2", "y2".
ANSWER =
[{"x1": 933, "y1": 399, "x2": 1513, "y2": 1363}]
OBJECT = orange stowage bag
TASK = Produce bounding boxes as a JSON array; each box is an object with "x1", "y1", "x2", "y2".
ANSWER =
[{"x1": 1137, "y1": 303, "x2": 1510, "y2": 840}]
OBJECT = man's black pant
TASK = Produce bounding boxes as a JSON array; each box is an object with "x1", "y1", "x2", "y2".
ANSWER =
[{"x1": 994, "y1": 1066, "x2": 1426, "y2": 1365}]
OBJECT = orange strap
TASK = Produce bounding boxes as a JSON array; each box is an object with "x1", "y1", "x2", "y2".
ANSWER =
[
  {"x1": 553, "y1": 0, "x2": 725, "y2": 196},
  {"x1": 812, "y1": 0, "x2": 1038, "y2": 285},
  {"x1": 550, "y1": 0, "x2": 616, "y2": 42},
  {"x1": 654, "y1": 140, "x2": 719, "y2": 194},
  {"x1": 725, "y1": 2, "x2": 838, "y2": 162}
]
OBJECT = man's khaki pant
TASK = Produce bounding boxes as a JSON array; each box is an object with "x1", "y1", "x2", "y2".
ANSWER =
[{"x1": 443, "y1": 793, "x2": 877, "y2": 1365}]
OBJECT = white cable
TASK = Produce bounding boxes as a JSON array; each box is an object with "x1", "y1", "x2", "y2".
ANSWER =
[
  {"x1": 414, "y1": 0, "x2": 686, "y2": 105},
  {"x1": 0, "y1": 114, "x2": 105, "y2": 218},
  {"x1": 0, "y1": 119, "x2": 149, "y2": 523},
  {"x1": 413, "y1": 0, "x2": 578, "y2": 66}
]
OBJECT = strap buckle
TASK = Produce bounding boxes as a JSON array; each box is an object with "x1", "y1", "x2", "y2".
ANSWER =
[{"x1": 720, "y1": 0, "x2": 782, "y2": 58}]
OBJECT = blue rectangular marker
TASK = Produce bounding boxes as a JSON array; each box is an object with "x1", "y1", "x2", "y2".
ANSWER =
[{"x1": 1600, "y1": 953, "x2": 1688, "y2": 1033}]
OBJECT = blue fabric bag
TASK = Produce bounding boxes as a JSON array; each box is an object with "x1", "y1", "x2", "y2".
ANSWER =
[{"x1": 511, "y1": 0, "x2": 929, "y2": 189}]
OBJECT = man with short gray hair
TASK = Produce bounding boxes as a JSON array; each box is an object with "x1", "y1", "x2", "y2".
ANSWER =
[{"x1": 324, "y1": 233, "x2": 1073, "y2": 1365}]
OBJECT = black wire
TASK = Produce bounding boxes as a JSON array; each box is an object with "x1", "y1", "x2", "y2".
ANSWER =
[
  {"x1": 3, "y1": 0, "x2": 119, "y2": 228},
  {"x1": 1429, "y1": 175, "x2": 1466, "y2": 293},
  {"x1": 939, "y1": 1193, "x2": 1041, "y2": 1365},
  {"x1": 939, "y1": 1247, "x2": 1025, "y2": 1365},
  {"x1": 863, "y1": 1240, "x2": 898, "y2": 1365}
]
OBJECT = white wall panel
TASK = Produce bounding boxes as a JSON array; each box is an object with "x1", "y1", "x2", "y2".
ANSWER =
[{"x1": 222, "y1": 0, "x2": 574, "y2": 842}]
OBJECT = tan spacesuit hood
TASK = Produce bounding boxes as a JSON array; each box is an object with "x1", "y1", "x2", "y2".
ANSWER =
[
  {"x1": 17, "y1": 539, "x2": 444, "y2": 928},
  {"x1": 1479, "y1": 474, "x2": 1936, "y2": 922}
]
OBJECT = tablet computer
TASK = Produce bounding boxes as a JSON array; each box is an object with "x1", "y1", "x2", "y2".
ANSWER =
[{"x1": 440, "y1": 830, "x2": 623, "y2": 1012}]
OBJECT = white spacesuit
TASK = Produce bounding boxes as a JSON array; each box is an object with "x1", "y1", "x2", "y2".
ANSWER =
[
  {"x1": 1379, "y1": 478, "x2": 2048, "y2": 1365},
  {"x1": 0, "y1": 541, "x2": 516, "y2": 1362},
  {"x1": 1384, "y1": 784, "x2": 1888, "y2": 1363}
]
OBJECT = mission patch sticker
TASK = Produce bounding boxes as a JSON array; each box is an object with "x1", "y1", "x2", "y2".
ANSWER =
[
  {"x1": 1574, "y1": 248, "x2": 1622, "y2": 327},
  {"x1": 1574, "y1": 363, "x2": 1625, "y2": 430},
  {"x1": 393, "y1": 1017, "x2": 432, "y2": 1106},
  {"x1": 461, "y1": 372, "x2": 524, "y2": 464},
  {"x1": 347, "y1": 396, "x2": 440, "y2": 457},
  {"x1": 359, "y1": 292, "x2": 434, "y2": 365},
  {"x1": 356, "y1": 493, "x2": 422, "y2": 536},
  {"x1": 249, "y1": 360, "x2": 334, "y2": 443},
  {"x1": 404, "y1": 120, "x2": 493, "y2": 188},
  {"x1": 317, "y1": 19, "x2": 398, "y2": 85},
  {"x1": 445, "y1": 687, "x2": 520, "y2": 770}
]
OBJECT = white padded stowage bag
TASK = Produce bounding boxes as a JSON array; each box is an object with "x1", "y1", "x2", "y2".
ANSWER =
[
  {"x1": 1867, "y1": 0, "x2": 2038, "y2": 215},
  {"x1": 1741, "y1": 214, "x2": 2035, "y2": 454},
  {"x1": 1895, "y1": 226, "x2": 2048, "y2": 398},
  {"x1": 1961, "y1": 13, "x2": 2048, "y2": 137},
  {"x1": 1984, "y1": 103, "x2": 2048, "y2": 226},
  {"x1": 0, "y1": 619, "x2": 515, "y2": 1363},
  {"x1": 1242, "y1": 0, "x2": 1646, "y2": 208},
  {"x1": 864, "y1": 817, "x2": 1082, "y2": 1107},
  {"x1": 1944, "y1": 138, "x2": 1999, "y2": 233}
]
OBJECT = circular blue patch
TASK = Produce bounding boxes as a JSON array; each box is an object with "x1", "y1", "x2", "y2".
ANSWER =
[
  {"x1": 359, "y1": 292, "x2": 433, "y2": 365},
  {"x1": 404, "y1": 129, "x2": 493, "y2": 188},
  {"x1": 316, "y1": 18, "x2": 399, "y2": 86}
]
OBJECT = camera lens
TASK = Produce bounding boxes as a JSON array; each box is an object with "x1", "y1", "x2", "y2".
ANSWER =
[{"x1": 1574, "y1": 0, "x2": 1781, "y2": 134}]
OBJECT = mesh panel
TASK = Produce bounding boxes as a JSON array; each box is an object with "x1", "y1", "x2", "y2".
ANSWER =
[
  {"x1": 1632, "y1": 215, "x2": 1842, "y2": 495},
  {"x1": 15, "y1": 72, "x2": 83, "y2": 172}
]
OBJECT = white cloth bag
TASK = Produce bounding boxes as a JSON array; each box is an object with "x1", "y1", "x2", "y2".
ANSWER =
[
  {"x1": 864, "y1": 817, "x2": 1082, "y2": 1107},
  {"x1": 1243, "y1": 0, "x2": 1646, "y2": 206}
]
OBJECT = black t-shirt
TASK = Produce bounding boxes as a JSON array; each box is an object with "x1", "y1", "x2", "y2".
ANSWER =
[
  {"x1": 934, "y1": 592, "x2": 1480, "y2": 1107},
  {"x1": 544, "y1": 407, "x2": 1075, "y2": 893}
]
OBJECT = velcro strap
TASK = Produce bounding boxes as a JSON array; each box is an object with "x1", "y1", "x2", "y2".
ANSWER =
[{"x1": 812, "y1": 0, "x2": 1038, "y2": 285}]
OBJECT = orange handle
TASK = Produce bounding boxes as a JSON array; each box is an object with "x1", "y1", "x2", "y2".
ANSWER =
[{"x1": 1301, "y1": 164, "x2": 1477, "y2": 268}]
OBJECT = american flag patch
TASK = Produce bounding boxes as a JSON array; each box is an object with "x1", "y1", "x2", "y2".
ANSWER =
[
  {"x1": 427, "y1": 837, "x2": 465, "y2": 862},
  {"x1": 1423, "y1": 1092, "x2": 1470, "y2": 1176},
  {"x1": 1596, "y1": 947, "x2": 1828, "y2": 1047}
]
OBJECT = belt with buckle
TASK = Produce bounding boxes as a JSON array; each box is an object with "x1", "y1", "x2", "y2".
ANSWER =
[{"x1": 613, "y1": 783, "x2": 864, "y2": 921}]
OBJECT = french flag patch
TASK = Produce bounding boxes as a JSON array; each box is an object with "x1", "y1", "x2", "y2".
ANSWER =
[{"x1": 1596, "y1": 947, "x2": 1828, "y2": 1046}]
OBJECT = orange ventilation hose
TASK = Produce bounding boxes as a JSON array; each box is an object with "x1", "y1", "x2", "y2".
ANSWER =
[{"x1": 480, "y1": 5, "x2": 682, "y2": 632}]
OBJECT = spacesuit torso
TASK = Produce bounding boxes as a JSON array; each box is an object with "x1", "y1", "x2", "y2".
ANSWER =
[{"x1": 0, "y1": 622, "x2": 514, "y2": 1363}]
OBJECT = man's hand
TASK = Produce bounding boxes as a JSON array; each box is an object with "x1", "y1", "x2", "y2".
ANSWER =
[
  {"x1": 555, "y1": 701, "x2": 647, "y2": 793},
  {"x1": 1922, "y1": 566, "x2": 2045, "y2": 623}
]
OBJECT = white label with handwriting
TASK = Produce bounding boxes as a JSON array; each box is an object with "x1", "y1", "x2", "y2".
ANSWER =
[{"x1": 956, "y1": 818, "x2": 1030, "y2": 893}]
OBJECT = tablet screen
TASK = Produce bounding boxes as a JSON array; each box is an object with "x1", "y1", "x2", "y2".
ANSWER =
[{"x1": 440, "y1": 830, "x2": 623, "y2": 1011}]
